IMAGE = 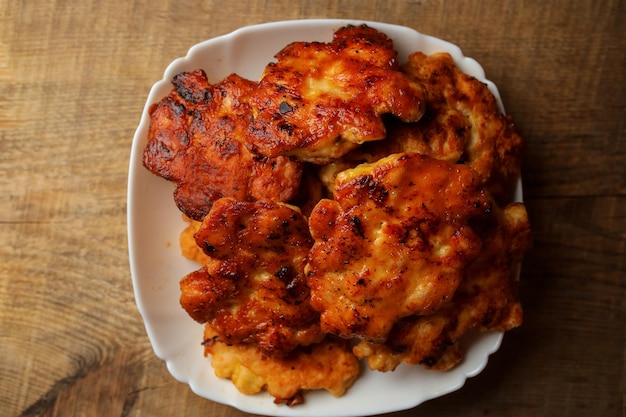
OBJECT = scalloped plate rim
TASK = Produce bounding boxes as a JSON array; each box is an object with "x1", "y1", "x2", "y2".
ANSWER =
[{"x1": 127, "y1": 19, "x2": 519, "y2": 417}]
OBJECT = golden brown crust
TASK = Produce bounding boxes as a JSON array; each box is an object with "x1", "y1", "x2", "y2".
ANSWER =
[
  {"x1": 143, "y1": 70, "x2": 302, "y2": 221},
  {"x1": 353, "y1": 201, "x2": 532, "y2": 371},
  {"x1": 244, "y1": 25, "x2": 426, "y2": 163},
  {"x1": 316, "y1": 52, "x2": 523, "y2": 203},
  {"x1": 401, "y1": 52, "x2": 523, "y2": 202},
  {"x1": 203, "y1": 325, "x2": 360, "y2": 405},
  {"x1": 179, "y1": 214, "x2": 212, "y2": 265},
  {"x1": 305, "y1": 153, "x2": 491, "y2": 342},
  {"x1": 179, "y1": 198, "x2": 323, "y2": 356}
]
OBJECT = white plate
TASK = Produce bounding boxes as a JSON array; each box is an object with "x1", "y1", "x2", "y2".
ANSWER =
[{"x1": 128, "y1": 19, "x2": 517, "y2": 417}]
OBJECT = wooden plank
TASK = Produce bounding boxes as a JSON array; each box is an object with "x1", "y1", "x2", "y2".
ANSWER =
[{"x1": 1, "y1": 0, "x2": 625, "y2": 416}]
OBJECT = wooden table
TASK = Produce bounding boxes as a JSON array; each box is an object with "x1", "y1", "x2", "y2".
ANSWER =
[{"x1": 2, "y1": 1, "x2": 624, "y2": 416}]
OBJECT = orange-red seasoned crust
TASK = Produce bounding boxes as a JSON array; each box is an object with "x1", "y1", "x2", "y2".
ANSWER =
[
  {"x1": 317, "y1": 52, "x2": 523, "y2": 202},
  {"x1": 400, "y1": 52, "x2": 523, "y2": 201},
  {"x1": 179, "y1": 198, "x2": 323, "y2": 356},
  {"x1": 305, "y1": 153, "x2": 492, "y2": 342},
  {"x1": 353, "y1": 202, "x2": 532, "y2": 371},
  {"x1": 143, "y1": 70, "x2": 302, "y2": 221},
  {"x1": 244, "y1": 25, "x2": 426, "y2": 163}
]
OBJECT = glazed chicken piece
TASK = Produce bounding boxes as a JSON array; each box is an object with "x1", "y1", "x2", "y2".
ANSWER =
[
  {"x1": 244, "y1": 25, "x2": 426, "y2": 163},
  {"x1": 353, "y1": 202, "x2": 532, "y2": 371},
  {"x1": 317, "y1": 52, "x2": 523, "y2": 202},
  {"x1": 305, "y1": 153, "x2": 492, "y2": 342},
  {"x1": 203, "y1": 325, "x2": 359, "y2": 406},
  {"x1": 143, "y1": 70, "x2": 302, "y2": 221},
  {"x1": 399, "y1": 52, "x2": 523, "y2": 202},
  {"x1": 179, "y1": 198, "x2": 323, "y2": 357}
]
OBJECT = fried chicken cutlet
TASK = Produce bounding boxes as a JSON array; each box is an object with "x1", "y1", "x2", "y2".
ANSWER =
[
  {"x1": 318, "y1": 52, "x2": 523, "y2": 203},
  {"x1": 244, "y1": 25, "x2": 426, "y2": 163},
  {"x1": 203, "y1": 325, "x2": 359, "y2": 406},
  {"x1": 353, "y1": 202, "x2": 532, "y2": 371},
  {"x1": 179, "y1": 198, "x2": 323, "y2": 357},
  {"x1": 143, "y1": 70, "x2": 302, "y2": 221},
  {"x1": 305, "y1": 153, "x2": 492, "y2": 342},
  {"x1": 398, "y1": 52, "x2": 523, "y2": 202}
]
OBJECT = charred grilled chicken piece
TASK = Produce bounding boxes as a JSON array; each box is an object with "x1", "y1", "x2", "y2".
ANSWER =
[
  {"x1": 305, "y1": 153, "x2": 492, "y2": 342},
  {"x1": 180, "y1": 198, "x2": 323, "y2": 357},
  {"x1": 353, "y1": 202, "x2": 532, "y2": 371},
  {"x1": 317, "y1": 52, "x2": 523, "y2": 203},
  {"x1": 244, "y1": 25, "x2": 426, "y2": 163},
  {"x1": 143, "y1": 70, "x2": 302, "y2": 221},
  {"x1": 399, "y1": 52, "x2": 523, "y2": 202}
]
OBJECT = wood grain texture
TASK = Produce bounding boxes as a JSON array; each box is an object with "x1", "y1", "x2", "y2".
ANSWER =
[{"x1": 1, "y1": 0, "x2": 624, "y2": 416}]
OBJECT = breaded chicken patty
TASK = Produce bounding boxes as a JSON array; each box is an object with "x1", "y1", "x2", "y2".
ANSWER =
[
  {"x1": 244, "y1": 25, "x2": 426, "y2": 163},
  {"x1": 317, "y1": 52, "x2": 523, "y2": 203},
  {"x1": 353, "y1": 202, "x2": 532, "y2": 371},
  {"x1": 143, "y1": 70, "x2": 302, "y2": 221},
  {"x1": 305, "y1": 153, "x2": 492, "y2": 342},
  {"x1": 179, "y1": 198, "x2": 323, "y2": 356},
  {"x1": 400, "y1": 52, "x2": 523, "y2": 202},
  {"x1": 203, "y1": 325, "x2": 359, "y2": 406}
]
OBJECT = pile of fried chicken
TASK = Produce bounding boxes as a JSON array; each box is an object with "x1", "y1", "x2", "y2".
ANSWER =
[{"x1": 143, "y1": 24, "x2": 532, "y2": 405}]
